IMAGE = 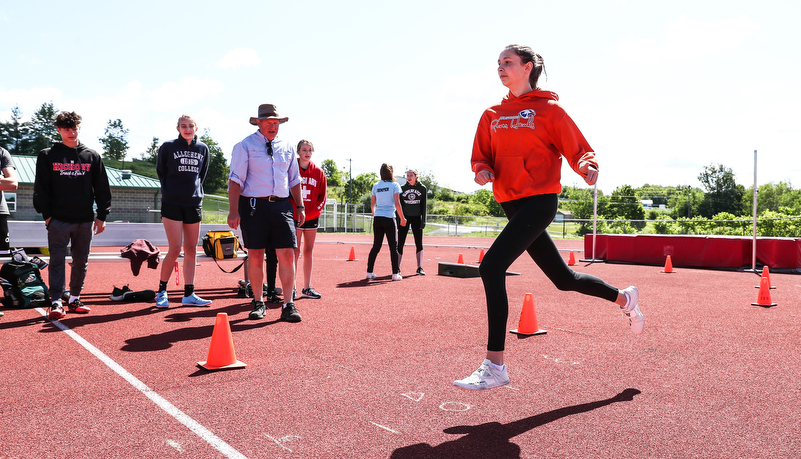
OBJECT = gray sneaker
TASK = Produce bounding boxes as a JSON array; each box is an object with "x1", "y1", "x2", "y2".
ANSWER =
[
  {"x1": 280, "y1": 302, "x2": 302, "y2": 322},
  {"x1": 249, "y1": 300, "x2": 266, "y2": 320}
]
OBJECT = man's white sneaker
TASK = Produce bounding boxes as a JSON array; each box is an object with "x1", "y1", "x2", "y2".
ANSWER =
[
  {"x1": 366, "y1": 272, "x2": 377, "y2": 280},
  {"x1": 621, "y1": 286, "x2": 644, "y2": 334},
  {"x1": 392, "y1": 273, "x2": 402, "y2": 281},
  {"x1": 453, "y1": 359, "x2": 510, "y2": 390}
]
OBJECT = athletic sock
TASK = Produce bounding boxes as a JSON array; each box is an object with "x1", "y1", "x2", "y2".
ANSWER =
[
  {"x1": 184, "y1": 284, "x2": 194, "y2": 297},
  {"x1": 488, "y1": 361, "x2": 505, "y2": 371},
  {"x1": 159, "y1": 281, "x2": 168, "y2": 293},
  {"x1": 68, "y1": 295, "x2": 79, "y2": 304},
  {"x1": 622, "y1": 291, "x2": 631, "y2": 310}
]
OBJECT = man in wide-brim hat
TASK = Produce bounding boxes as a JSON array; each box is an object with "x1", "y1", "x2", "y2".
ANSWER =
[
  {"x1": 228, "y1": 104, "x2": 304, "y2": 323},
  {"x1": 249, "y1": 104, "x2": 289, "y2": 125}
]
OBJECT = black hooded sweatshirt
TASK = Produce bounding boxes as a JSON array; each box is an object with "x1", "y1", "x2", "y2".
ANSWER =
[{"x1": 33, "y1": 142, "x2": 112, "y2": 223}]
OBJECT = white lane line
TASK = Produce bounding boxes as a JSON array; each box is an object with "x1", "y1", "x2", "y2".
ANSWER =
[
  {"x1": 37, "y1": 308, "x2": 247, "y2": 459},
  {"x1": 370, "y1": 422, "x2": 400, "y2": 434}
]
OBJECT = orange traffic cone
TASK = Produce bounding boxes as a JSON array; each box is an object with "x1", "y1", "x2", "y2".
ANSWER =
[
  {"x1": 568, "y1": 251, "x2": 576, "y2": 266},
  {"x1": 751, "y1": 276, "x2": 777, "y2": 307},
  {"x1": 755, "y1": 266, "x2": 776, "y2": 289},
  {"x1": 510, "y1": 293, "x2": 547, "y2": 336},
  {"x1": 457, "y1": 253, "x2": 464, "y2": 264},
  {"x1": 347, "y1": 246, "x2": 357, "y2": 261},
  {"x1": 662, "y1": 255, "x2": 674, "y2": 273},
  {"x1": 478, "y1": 249, "x2": 485, "y2": 263},
  {"x1": 198, "y1": 313, "x2": 247, "y2": 371}
]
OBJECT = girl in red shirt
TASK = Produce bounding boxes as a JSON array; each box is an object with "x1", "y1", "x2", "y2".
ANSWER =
[
  {"x1": 454, "y1": 45, "x2": 644, "y2": 391},
  {"x1": 293, "y1": 140, "x2": 327, "y2": 299}
]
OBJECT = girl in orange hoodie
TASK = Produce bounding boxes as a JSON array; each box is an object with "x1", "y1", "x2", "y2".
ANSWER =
[{"x1": 454, "y1": 44, "x2": 645, "y2": 390}]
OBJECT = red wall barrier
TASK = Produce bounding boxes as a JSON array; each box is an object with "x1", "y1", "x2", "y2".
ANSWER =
[{"x1": 584, "y1": 234, "x2": 801, "y2": 270}]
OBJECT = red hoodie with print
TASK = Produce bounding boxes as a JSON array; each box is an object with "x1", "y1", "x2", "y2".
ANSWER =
[
  {"x1": 471, "y1": 89, "x2": 597, "y2": 203},
  {"x1": 292, "y1": 160, "x2": 328, "y2": 221}
]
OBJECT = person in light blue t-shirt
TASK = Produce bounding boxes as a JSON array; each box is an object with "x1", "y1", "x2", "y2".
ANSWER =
[{"x1": 366, "y1": 163, "x2": 406, "y2": 280}]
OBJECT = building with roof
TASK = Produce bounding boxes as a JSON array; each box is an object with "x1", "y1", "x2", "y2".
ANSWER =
[{"x1": 9, "y1": 156, "x2": 162, "y2": 223}]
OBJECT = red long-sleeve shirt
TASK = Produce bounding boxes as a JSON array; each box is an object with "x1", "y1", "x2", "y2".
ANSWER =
[
  {"x1": 471, "y1": 89, "x2": 597, "y2": 203},
  {"x1": 292, "y1": 160, "x2": 327, "y2": 221}
]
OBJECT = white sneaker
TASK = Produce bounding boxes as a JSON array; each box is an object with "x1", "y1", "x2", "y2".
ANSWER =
[
  {"x1": 392, "y1": 273, "x2": 402, "y2": 281},
  {"x1": 621, "y1": 286, "x2": 644, "y2": 334},
  {"x1": 366, "y1": 272, "x2": 377, "y2": 280},
  {"x1": 453, "y1": 359, "x2": 510, "y2": 390}
]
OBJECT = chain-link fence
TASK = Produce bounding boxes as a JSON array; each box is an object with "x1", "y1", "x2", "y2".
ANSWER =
[{"x1": 199, "y1": 194, "x2": 801, "y2": 238}]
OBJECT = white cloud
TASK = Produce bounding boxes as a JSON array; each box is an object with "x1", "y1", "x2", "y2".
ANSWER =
[
  {"x1": 146, "y1": 77, "x2": 225, "y2": 111},
  {"x1": 616, "y1": 14, "x2": 760, "y2": 63},
  {"x1": 216, "y1": 48, "x2": 261, "y2": 69},
  {"x1": 0, "y1": 87, "x2": 63, "y2": 117}
]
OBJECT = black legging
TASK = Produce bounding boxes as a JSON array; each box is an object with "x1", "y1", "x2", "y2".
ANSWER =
[
  {"x1": 367, "y1": 216, "x2": 400, "y2": 274},
  {"x1": 479, "y1": 194, "x2": 619, "y2": 352},
  {"x1": 397, "y1": 215, "x2": 423, "y2": 254}
]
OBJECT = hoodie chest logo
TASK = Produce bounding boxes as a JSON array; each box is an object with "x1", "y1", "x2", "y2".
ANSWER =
[
  {"x1": 53, "y1": 161, "x2": 91, "y2": 176},
  {"x1": 490, "y1": 109, "x2": 537, "y2": 133}
]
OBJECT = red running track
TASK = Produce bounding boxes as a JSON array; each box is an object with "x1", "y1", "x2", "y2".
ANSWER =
[{"x1": 1, "y1": 234, "x2": 799, "y2": 458}]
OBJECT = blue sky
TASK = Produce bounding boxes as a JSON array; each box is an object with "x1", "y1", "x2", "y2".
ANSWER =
[{"x1": 2, "y1": 0, "x2": 799, "y2": 195}]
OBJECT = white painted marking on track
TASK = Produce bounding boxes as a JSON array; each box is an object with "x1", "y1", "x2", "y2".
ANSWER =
[
  {"x1": 166, "y1": 439, "x2": 185, "y2": 452},
  {"x1": 370, "y1": 422, "x2": 400, "y2": 434},
  {"x1": 542, "y1": 354, "x2": 580, "y2": 365},
  {"x1": 401, "y1": 392, "x2": 424, "y2": 402},
  {"x1": 36, "y1": 308, "x2": 247, "y2": 459},
  {"x1": 264, "y1": 433, "x2": 301, "y2": 452},
  {"x1": 439, "y1": 402, "x2": 472, "y2": 412}
]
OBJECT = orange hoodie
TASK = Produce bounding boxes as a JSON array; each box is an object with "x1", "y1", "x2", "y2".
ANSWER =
[{"x1": 471, "y1": 89, "x2": 597, "y2": 203}]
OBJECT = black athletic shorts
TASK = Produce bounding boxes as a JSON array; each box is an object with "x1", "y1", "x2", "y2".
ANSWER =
[
  {"x1": 161, "y1": 202, "x2": 203, "y2": 224},
  {"x1": 297, "y1": 217, "x2": 319, "y2": 230},
  {"x1": 239, "y1": 196, "x2": 297, "y2": 250}
]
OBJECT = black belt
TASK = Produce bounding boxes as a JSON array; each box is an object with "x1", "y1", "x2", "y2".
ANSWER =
[{"x1": 256, "y1": 195, "x2": 288, "y2": 202}]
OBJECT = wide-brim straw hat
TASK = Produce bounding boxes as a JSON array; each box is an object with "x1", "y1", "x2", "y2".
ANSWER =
[{"x1": 249, "y1": 104, "x2": 289, "y2": 125}]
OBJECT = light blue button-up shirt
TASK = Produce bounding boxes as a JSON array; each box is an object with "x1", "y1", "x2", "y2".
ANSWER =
[{"x1": 228, "y1": 130, "x2": 300, "y2": 197}]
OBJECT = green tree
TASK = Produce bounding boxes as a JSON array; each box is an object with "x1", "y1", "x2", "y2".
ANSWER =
[
  {"x1": 321, "y1": 159, "x2": 342, "y2": 187},
  {"x1": 26, "y1": 102, "x2": 59, "y2": 155},
  {"x1": 471, "y1": 188, "x2": 504, "y2": 217},
  {"x1": 416, "y1": 170, "x2": 439, "y2": 199},
  {"x1": 697, "y1": 163, "x2": 745, "y2": 217},
  {"x1": 141, "y1": 137, "x2": 159, "y2": 164},
  {"x1": 562, "y1": 186, "x2": 608, "y2": 235},
  {"x1": 98, "y1": 119, "x2": 129, "y2": 161},
  {"x1": 200, "y1": 129, "x2": 229, "y2": 193},
  {"x1": 0, "y1": 106, "x2": 30, "y2": 155},
  {"x1": 605, "y1": 185, "x2": 645, "y2": 230},
  {"x1": 668, "y1": 185, "x2": 704, "y2": 218},
  {"x1": 350, "y1": 172, "x2": 378, "y2": 202}
]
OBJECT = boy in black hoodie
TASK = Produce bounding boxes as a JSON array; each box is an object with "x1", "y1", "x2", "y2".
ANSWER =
[{"x1": 33, "y1": 111, "x2": 112, "y2": 320}]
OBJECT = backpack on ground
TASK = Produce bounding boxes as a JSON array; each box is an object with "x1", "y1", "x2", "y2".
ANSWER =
[
  {"x1": 202, "y1": 231, "x2": 246, "y2": 273},
  {"x1": 0, "y1": 260, "x2": 50, "y2": 308}
]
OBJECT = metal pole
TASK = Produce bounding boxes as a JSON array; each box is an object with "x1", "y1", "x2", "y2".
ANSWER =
[{"x1": 752, "y1": 149, "x2": 758, "y2": 271}]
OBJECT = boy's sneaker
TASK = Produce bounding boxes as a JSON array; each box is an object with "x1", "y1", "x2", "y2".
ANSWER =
[
  {"x1": 454, "y1": 359, "x2": 510, "y2": 390},
  {"x1": 48, "y1": 304, "x2": 66, "y2": 320},
  {"x1": 67, "y1": 299, "x2": 90, "y2": 314},
  {"x1": 266, "y1": 288, "x2": 282, "y2": 304},
  {"x1": 182, "y1": 293, "x2": 212, "y2": 306},
  {"x1": 110, "y1": 285, "x2": 132, "y2": 301},
  {"x1": 416, "y1": 267, "x2": 426, "y2": 276},
  {"x1": 280, "y1": 302, "x2": 302, "y2": 322},
  {"x1": 392, "y1": 273, "x2": 402, "y2": 281},
  {"x1": 621, "y1": 286, "x2": 644, "y2": 334},
  {"x1": 301, "y1": 287, "x2": 321, "y2": 299},
  {"x1": 249, "y1": 300, "x2": 266, "y2": 320},
  {"x1": 155, "y1": 290, "x2": 169, "y2": 309},
  {"x1": 366, "y1": 272, "x2": 377, "y2": 280}
]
